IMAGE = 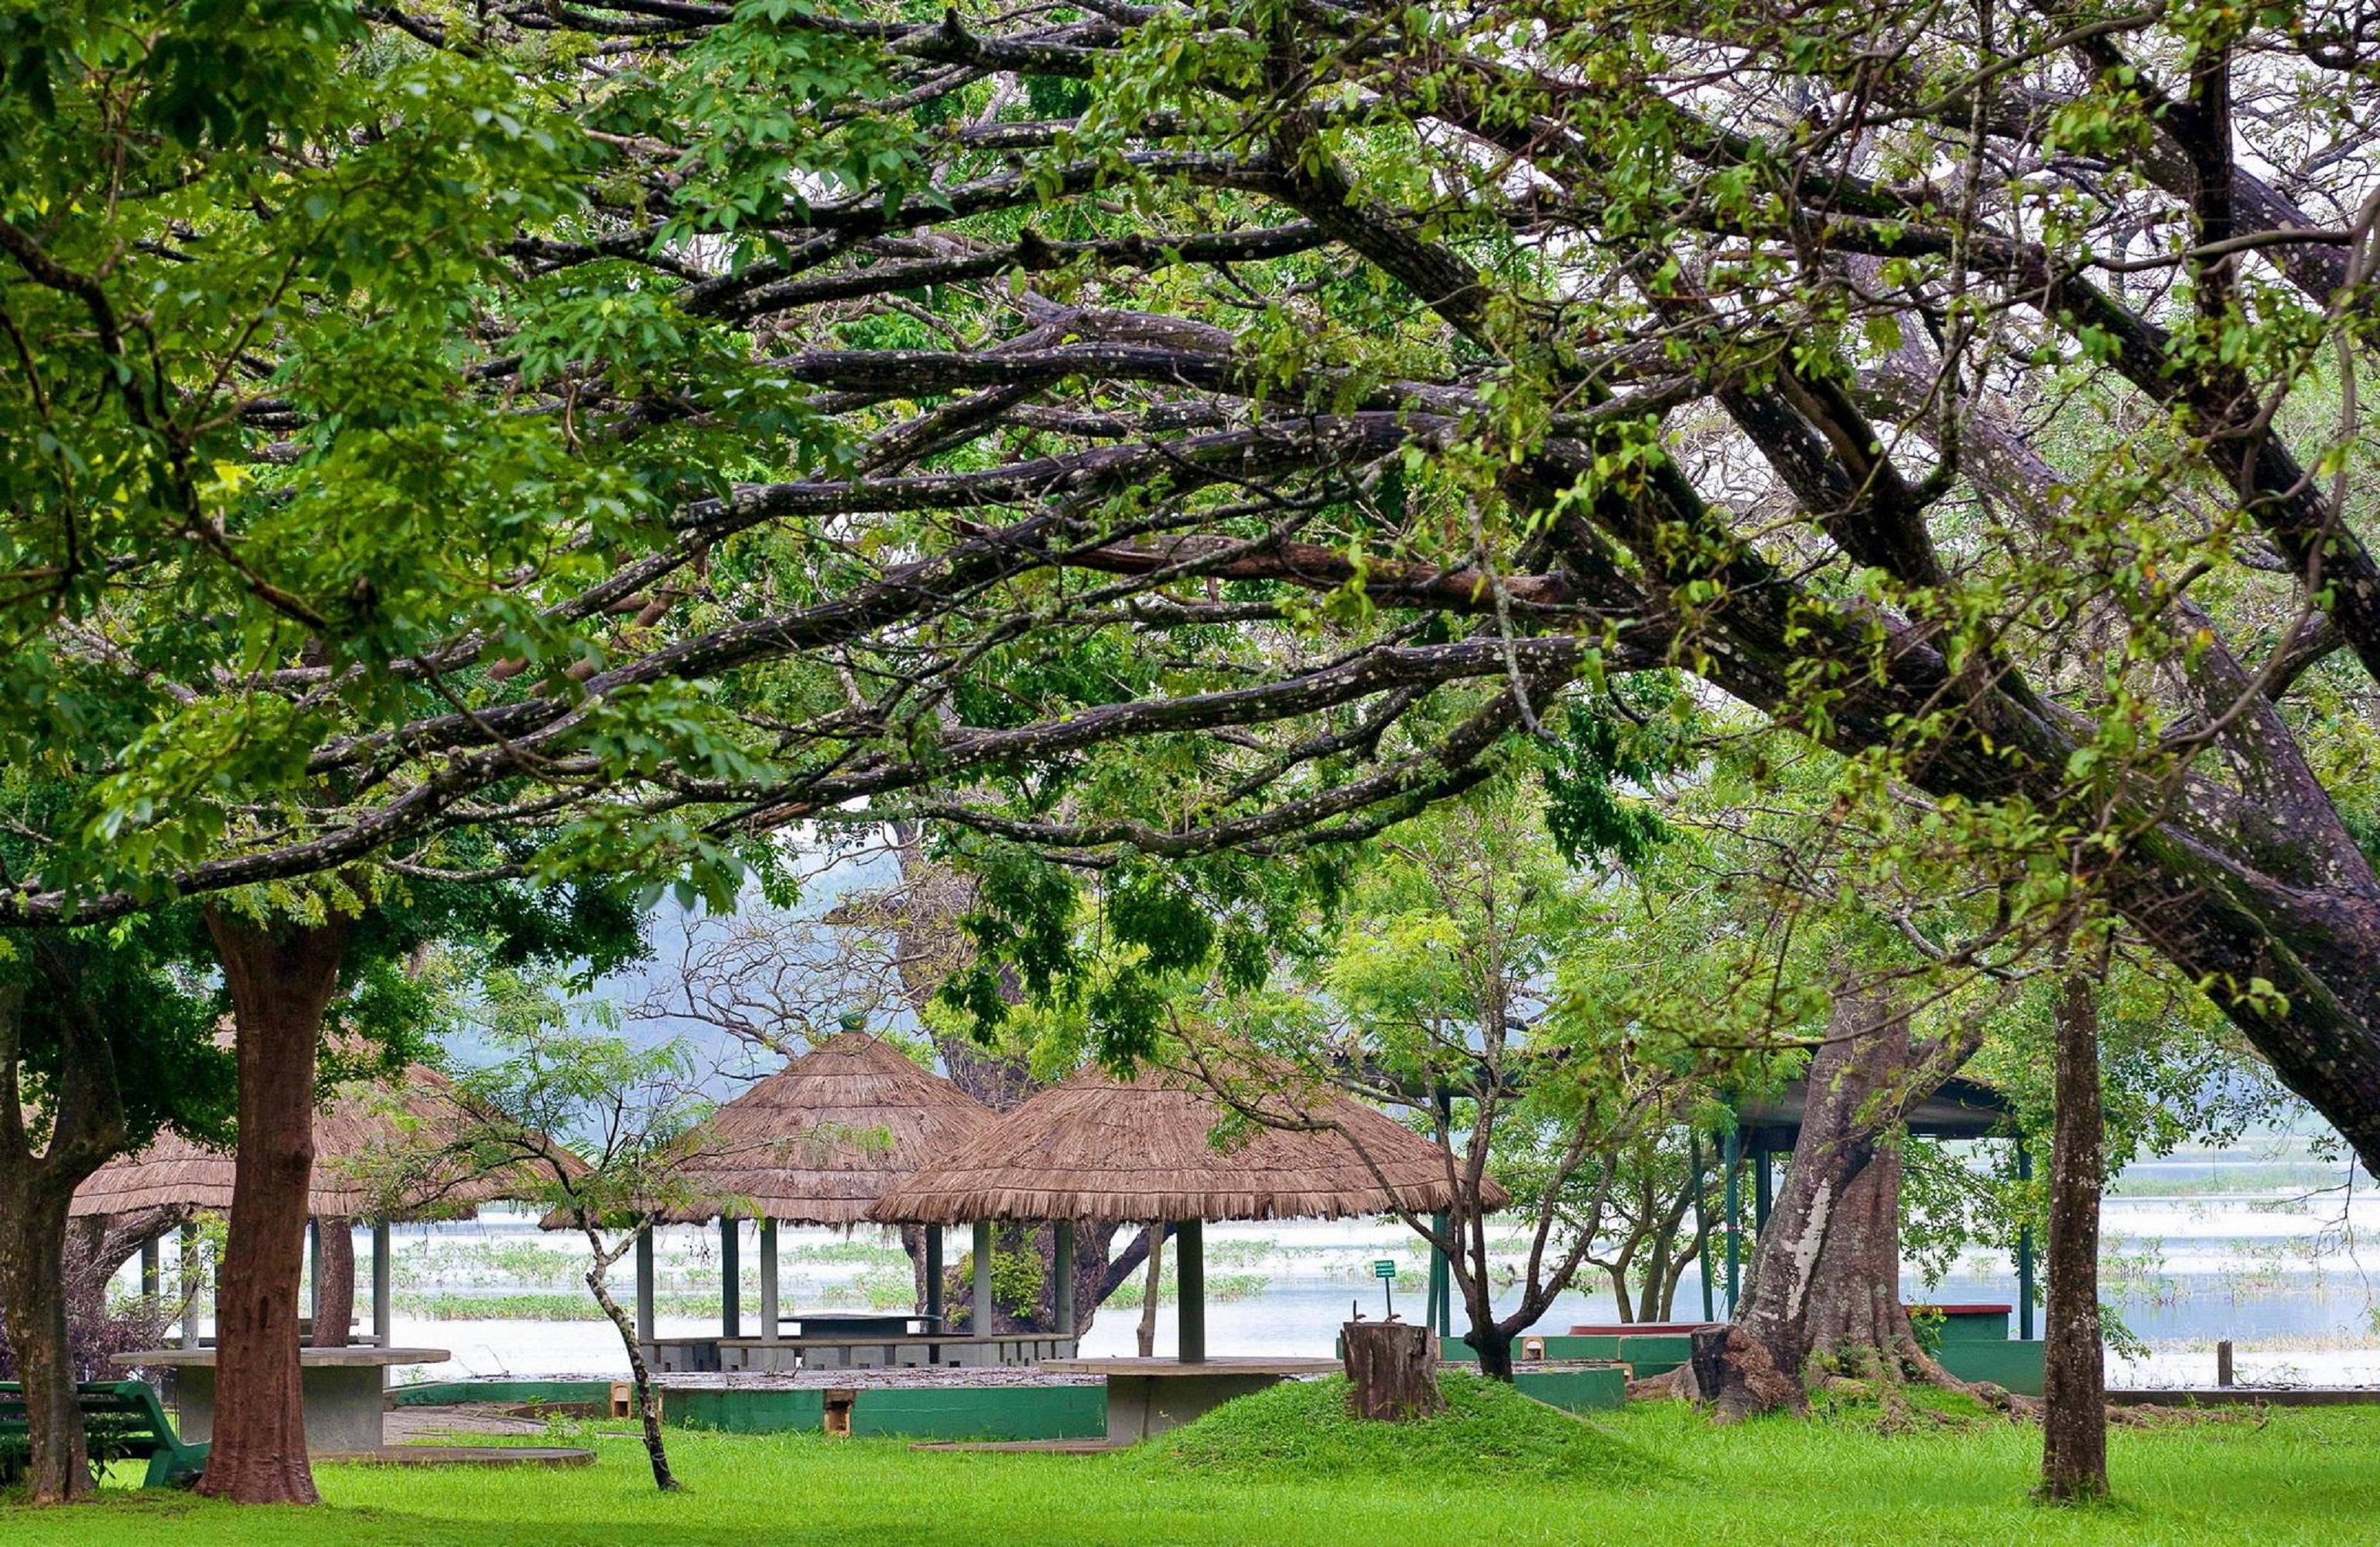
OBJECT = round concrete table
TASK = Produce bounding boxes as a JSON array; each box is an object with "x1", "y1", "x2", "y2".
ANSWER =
[{"x1": 118, "y1": 1347, "x2": 448, "y2": 1453}]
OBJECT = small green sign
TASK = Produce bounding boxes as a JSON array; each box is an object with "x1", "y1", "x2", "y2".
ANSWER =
[{"x1": 1372, "y1": 1259, "x2": 1397, "y2": 1279}]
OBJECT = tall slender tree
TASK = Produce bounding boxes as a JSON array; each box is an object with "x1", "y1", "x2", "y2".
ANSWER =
[{"x1": 2040, "y1": 961, "x2": 2111, "y2": 1502}]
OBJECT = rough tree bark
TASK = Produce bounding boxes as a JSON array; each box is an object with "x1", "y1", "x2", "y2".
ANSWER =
[
  {"x1": 309, "y1": 1218, "x2": 354, "y2": 1349},
  {"x1": 1462, "y1": 1287, "x2": 1517, "y2": 1381},
  {"x1": 1694, "y1": 987, "x2": 1971, "y2": 1421},
  {"x1": 0, "y1": 945, "x2": 132, "y2": 1504},
  {"x1": 2040, "y1": 969, "x2": 2108, "y2": 1502},
  {"x1": 0, "y1": 1176, "x2": 97, "y2": 1503},
  {"x1": 1342, "y1": 1320, "x2": 1440, "y2": 1419},
  {"x1": 195, "y1": 909, "x2": 350, "y2": 1506}
]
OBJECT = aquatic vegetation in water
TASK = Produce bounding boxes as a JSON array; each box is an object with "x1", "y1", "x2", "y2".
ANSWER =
[{"x1": 2101, "y1": 1236, "x2": 2180, "y2": 1308}]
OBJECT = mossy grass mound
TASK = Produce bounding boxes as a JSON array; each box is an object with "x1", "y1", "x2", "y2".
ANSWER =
[{"x1": 1127, "y1": 1371, "x2": 1661, "y2": 1485}]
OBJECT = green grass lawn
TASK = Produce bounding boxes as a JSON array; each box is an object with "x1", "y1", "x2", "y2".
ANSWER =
[{"x1": 5, "y1": 1388, "x2": 2374, "y2": 1546}]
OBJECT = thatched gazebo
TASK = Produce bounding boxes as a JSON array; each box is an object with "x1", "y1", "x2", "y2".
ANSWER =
[
  {"x1": 870, "y1": 1067, "x2": 1505, "y2": 1364},
  {"x1": 625, "y1": 1032, "x2": 993, "y2": 1347},
  {"x1": 74, "y1": 1061, "x2": 563, "y2": 1347}
]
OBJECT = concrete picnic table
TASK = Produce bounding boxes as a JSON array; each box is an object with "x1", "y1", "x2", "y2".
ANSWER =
[
  {"x1": 1040, "y1": 1357, "x2": 1342, "y2": 1443},
  {"x1": 118, "y1": 1346, "x2": 448, "y2": 1452}
]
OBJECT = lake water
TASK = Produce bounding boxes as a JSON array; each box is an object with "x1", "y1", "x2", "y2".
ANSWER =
[{"x1": 156, "y1": 1156, "x2": 2380, "y2": 1392}]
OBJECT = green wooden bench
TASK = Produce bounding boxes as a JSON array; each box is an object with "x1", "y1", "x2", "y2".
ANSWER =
[{"x1": 0, "y1": 1379, "x2": 207, "y2": 1489}]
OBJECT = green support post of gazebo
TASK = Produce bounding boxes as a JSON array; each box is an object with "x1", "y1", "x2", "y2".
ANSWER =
[
  {"x1": 924, "y1": 1224, "x2": 944, "y2": 1324},
  {"x1": 140, "y1": 1238, "x2": 159, "y2": 1300},
  {"x1": 1722, "y1": 1128, "x2": 1742, "y2": 1316},
  {"x1": 1428, "y1": 1209, "x2": 1451, "y2": 1337},
  {"x1": 759, "y1": 1218, "x2": 779, "y2": 1339},
  {"x1": 2016, "y1": 1138, "x2": 2036, "y2": 1340},
  {"x1": 1691, "y1": 1135, "x2": 1715, "y2": 1322},
  {"x1": 1053, "y1": 1220, "x2": 1075, "y2": 1336},
  {"x1": 1753, "y1": 1136, "x2": 1773, "y2": 1235},
  {"x1": 634, "y1": 1225, "x2": 656, "y2": 1344},
  {"x1": 1175, "y1": 1219, "x2": 1205, "y2": 1363},
  {"x1": 972, "y1": 1220, "x2": 993, "y2": 1334},
  {"x1": 720, "y1": 1217, "x2": 741, "y2": 1337},
  {"x1": 1427, "y1": 1091, "x2": 1455, "y2": 1339}
]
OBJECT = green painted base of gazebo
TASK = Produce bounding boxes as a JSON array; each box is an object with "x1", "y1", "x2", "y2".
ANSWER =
[{"x1": 666, "y1": 1381, "x2": 1106, "y2": 1440}]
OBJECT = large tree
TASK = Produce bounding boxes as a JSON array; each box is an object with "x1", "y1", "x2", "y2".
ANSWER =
[{"x1": 186, "y1": 883, "x2": 642, "y2": 1504}]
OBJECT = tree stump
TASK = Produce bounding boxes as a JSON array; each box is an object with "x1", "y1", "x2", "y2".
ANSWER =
[{"x1": 1342, "y1": 1321, "x2": 1440, "y2": 1420}]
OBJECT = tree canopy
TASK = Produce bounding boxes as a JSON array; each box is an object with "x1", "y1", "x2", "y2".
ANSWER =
[{"x1": 4, "y1": 1, "x2": 2377, "y2": 1164}]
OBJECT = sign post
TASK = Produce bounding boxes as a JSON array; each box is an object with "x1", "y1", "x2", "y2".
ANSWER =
[{"x1": 1373, "y1": 1258, "x2": 1398, "y2": 1320}]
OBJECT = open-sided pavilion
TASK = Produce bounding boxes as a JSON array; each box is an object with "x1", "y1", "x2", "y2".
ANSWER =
[
  {"x1": 870, "y1": 1065, "x2": 1506, "y2": 1439},
  {"x1": 619, "y1": 1032, "x2": 1007, "y2": 1371}
]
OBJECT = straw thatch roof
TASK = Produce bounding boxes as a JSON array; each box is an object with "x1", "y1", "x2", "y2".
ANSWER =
[
  {"x1": 869, "y1": 1067, "x2": 1507, "y2": 1224},
  {"x1": 70, "y1": 1062, "x2": 570, "y2": 1221},
  {"x1": 652, "y1": 1032, "x2": 995, "y2": 1225}
]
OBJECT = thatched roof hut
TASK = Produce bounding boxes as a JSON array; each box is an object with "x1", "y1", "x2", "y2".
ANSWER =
[
  {"x1": 656, "y1": 1032, "x2": 993, "y2": 1225},
  {"x1": 70, "y1": 1062, "x2": 562, "y2": 1221},
  {"x1": 870, "y1": 1067, "x2": 1506, "y2": 1225}
]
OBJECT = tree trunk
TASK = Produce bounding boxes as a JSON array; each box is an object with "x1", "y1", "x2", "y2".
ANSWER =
[
  {"x1": 1467, "y1": 1319, "x2": 1516, "y2": 1381},
  {"x1": 195, "y1": 910, "x2": 349, "y2": 1505},
  {"x1": 0, "y1": 1187, "x2": 91, "y2": 1501},
  {"x1": 1135, "y1": 1225, "x2": 1164, "y2": 1357},
  {"x1": 584, "y1": 1240, "x2": 676, "y2": 1491},
  {"x1": 1705, "y1": 988, "x2": 1942, "y2": 1420},
  {"x1": 0, "y1": 948, "x2": 132, "y2": 1504},
  {"x1": 1342, "y1": 1320, "x2": 1440, "y2": 1419},
  {"x1": 2040, "y1": 970, "x2": 2109, "y2": 1502},
  {"x1": 309, "y1": 1218, "x2": 354, "y2": 1349}
]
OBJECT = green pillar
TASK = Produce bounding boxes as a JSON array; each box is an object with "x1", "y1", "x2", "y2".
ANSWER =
[
  {"x1": 1176, "y1": 1219, "x2": 1205, "y2": 1364},
  {"x1": 1753, "y1": 1137, "x2": 1773, "y2": 1235},
  {"x1": 371, "y1": 1220, "x2": 393, "y2": 1347},
  {"x1": 972, "y1": 1220, "x2": 993, "y2": 1335},
  {"x1": 720, "y1": 1217, "x2": 741, "y2": 1337},
  {"x1": 1053, "y1": 1220, "x2": 1076, "y2": 1336},
  {"x1": 759, "y1": 1219, "x2": 779, "y2": 1339},
  {"x1": 634, "y1": 1225, "x2": 655, "y2": 1344},
  {"x1": 1428, "y1": 1210, "x2": 1451, "y2": 1337},
  {"x1": 1723, "y1": 1127, "x2": 1742, "y2": 1317},
  {"x1": 1691, "y1": 1135, "x2": 1715, "y2": 1323},
  {"x1": 140, "y1": 1238, "x2": 160, "y2": 1301},
  {"x1": 924, "y1": 1224, "x2": 945, "y2": 1323},
  {"x1": 2016, "y1": 1139, "x2": 2036, "y2": 1340}
]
